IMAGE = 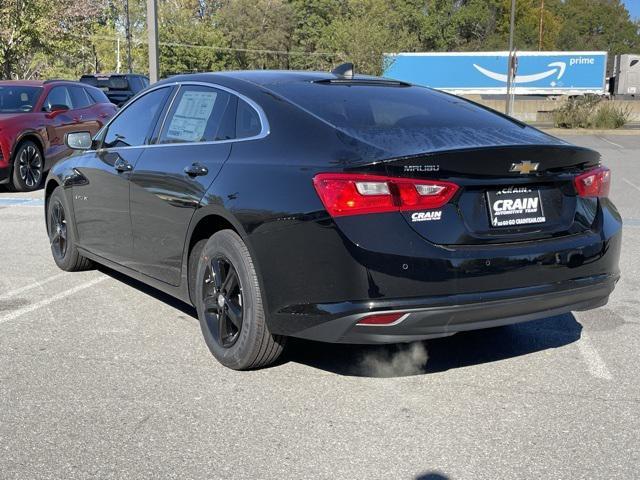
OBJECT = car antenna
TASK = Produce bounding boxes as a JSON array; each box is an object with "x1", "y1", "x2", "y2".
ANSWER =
[{"x1": 331, "y1": 62, "x2": 354, "y2": 79}]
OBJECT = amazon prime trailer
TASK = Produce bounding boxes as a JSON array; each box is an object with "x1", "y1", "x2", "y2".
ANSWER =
[{"x1": 383, "y1": 51, "x2": 608, "y2": 95}]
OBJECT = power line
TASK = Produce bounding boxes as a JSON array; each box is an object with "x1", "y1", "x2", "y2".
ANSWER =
[{"x1": 66, "y1": 32, "x2": 342, "y2": 58}]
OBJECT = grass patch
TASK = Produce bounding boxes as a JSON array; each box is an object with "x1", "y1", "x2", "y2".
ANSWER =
[
  {"x1": 553, "y1": 95, "x2": 631, "y2": 129},
  {"x1": 591, "y1": 102, "x2": 631, "y2": 129}
]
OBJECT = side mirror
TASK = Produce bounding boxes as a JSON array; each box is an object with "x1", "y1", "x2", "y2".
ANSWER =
[
  {"x1": 45, "y1": 104, "x2": 70, "y2": 118},
  {"x1": 66, "y1": 131, "x2": 93, "y2": 150}
]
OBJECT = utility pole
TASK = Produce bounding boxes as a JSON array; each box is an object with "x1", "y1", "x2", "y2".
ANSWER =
[
  {"x1": 147, "y1": 0, "x2": 159, "y2": 83},
  {"x1": 505, "y1": 0, "x2": 516, "y2": 116},
  {"x1": 124, "y1": 0, "x2": 133, "y2": 73},
  {"x1": 116, "y1": 37, "x2": 121, "y2": 73},
  {"x1": 538, "y1": 0, "x2": 545, "y2": 51}
]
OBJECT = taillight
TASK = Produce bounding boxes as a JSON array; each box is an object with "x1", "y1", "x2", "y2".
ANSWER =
[
  {"x1": 313, "y1": 173, "x2": 458, "y2": 218},
  {"x1": 395, "y1": 180, "x2": 458, "y2": 211},
  {"x1": 574, "y1": 166, "x2": 611, "y2": 198}
]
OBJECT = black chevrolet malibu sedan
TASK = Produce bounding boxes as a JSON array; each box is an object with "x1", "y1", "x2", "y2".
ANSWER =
[{"x1": 44, "y1": 68, "x2": 621, "y2": 369}]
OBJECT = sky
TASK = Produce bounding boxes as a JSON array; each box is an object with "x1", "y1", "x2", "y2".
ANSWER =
[{"x1": 622, "y1": 0, "x2": 639, "y2": 19}]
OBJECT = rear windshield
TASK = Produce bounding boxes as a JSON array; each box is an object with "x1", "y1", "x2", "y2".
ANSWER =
[
  {"x1": 80, "y1": 76, "x2": 110, "y2": 90},
  {"x1": 0, "y1": 86, "x2": 42, "y2": 113},
  {"x1": 80, "y1": 76, "x2": 98, "y2": 86},
  {"x1": 268, "y1": 82, "x2": 559, "y2": 156},
  {"x1": 109, "y1": 76, "x2": 130, "y2": 90}
]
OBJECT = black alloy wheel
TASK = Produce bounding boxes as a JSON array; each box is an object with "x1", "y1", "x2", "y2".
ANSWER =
[
  {"x1": 49, "y1": 199, "x2": 68, "y2": 260},
  {"x1": 17, "y1": 143, "x2": 43, "y2": 189},
  {"x1": 195, "y1": 230, "x2": 286, "y2": 369},
  {"x1": 46, "y1": 187, "x2": 94, "y2": 272},
  {"x1": 202, "y1": 256, "x2": 244, "y2": 348}
]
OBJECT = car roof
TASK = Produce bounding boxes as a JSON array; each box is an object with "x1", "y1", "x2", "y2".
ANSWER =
[
  {"x1": 81, "y1": 73, "x2": 148, "y2": 78},
  {"x1": 0, "y1": 80, "x2": 45, "y2": 87},
  {"x1": 160, "y1": 70, "x2": 386, "y2": 88},
  {"x1": 0, "y1": 79, "x2": 98, "y2": 88}
]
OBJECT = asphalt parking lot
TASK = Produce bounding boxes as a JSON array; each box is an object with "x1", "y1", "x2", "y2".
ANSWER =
[{"x1": 1, "y1": 133, "x2": 639, "y2": 479}]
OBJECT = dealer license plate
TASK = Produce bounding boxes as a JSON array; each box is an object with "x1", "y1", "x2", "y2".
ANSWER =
[{"x1": 486, "y1": 187, "x2": 546, "y2": 228}]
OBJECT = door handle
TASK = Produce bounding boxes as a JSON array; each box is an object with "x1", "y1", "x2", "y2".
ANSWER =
[
  {"x1": 184, "y1": 163, "x2": 208, "y2": 177},
  {"x1": 114, "y1": 158, "x2": 133, "y2": 173}
]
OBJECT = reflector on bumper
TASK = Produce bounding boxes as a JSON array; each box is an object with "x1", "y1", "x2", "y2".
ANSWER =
[{"x1": 356, "y1": 312, "x2": 408, "y2": 326}]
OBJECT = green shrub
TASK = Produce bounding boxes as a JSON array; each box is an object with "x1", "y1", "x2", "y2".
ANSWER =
[
  {"x1": 591, "y1": 102, "x2": 631, "y2": 129},
  {"x1": 553, "y1": 95, "x2": 601, "y2": 128},
  {"x1": 553, "y1": 95, "x2": 630, "y2": 129}
]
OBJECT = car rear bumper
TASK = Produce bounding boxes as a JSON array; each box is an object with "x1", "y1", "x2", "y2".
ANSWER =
[
  {"x1": 254, "y1": 195, "x2": 621, "y2": 342},
  {"x1": 0, "y1": 166, "x2": 9, "y2": 184},
  {"x1": 289, "y1": 273, "x2": 618, "y2": 344}
]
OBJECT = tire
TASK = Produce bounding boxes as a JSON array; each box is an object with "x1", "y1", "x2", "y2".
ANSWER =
[
  {"x1": 47, "y1": 187, "x2": 94, "y2": 272},
  {"x1": 10, "y1": 140, "x2": 44, "y2": 192},
  {"x1": 195, "y1": 229, "x2": 286, "y2": 370}
]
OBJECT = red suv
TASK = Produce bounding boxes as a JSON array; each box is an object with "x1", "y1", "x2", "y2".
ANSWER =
[{"x1": 0, "y1": 80, "x2": 117, "y2": 191}]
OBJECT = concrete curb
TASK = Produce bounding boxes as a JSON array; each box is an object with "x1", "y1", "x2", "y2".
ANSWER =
[{"x1": 539, "y1": 128, "x2": 640, "y2": 136}]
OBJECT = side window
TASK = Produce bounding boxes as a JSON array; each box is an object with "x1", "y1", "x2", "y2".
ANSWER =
[
  {"x1": 236, "y1": 99, "x2": 262, "y2": 139},
  {"x1": 102, "y1": 87, "x2": 171, "y2": 149},
  {"x1": 43, "y1": 86, "x2": 72, "y2": 111},
  {"x1": 159, "y1": 86, "x2": 232, "y2": 144},
  {"x1": 86, "y1": 87, "x2": 110, "y2": 104},
  {"x1": 69, "y1": 86, "x2": 93, "y2": 109},
  {"x1": 216, "y1": 95, "x2": 237, "y2": 141}
]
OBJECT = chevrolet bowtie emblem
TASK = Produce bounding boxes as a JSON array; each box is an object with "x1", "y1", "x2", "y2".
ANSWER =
[{"x1": 510, "y1": 161, "x2": 540, "y2": 174}]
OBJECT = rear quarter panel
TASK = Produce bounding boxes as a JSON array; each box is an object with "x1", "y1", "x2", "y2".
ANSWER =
[{"x1": 192, "y1": 87, "x2": 361, "y2": 318}]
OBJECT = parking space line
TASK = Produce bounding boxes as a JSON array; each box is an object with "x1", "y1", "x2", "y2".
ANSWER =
[
  {"x1": 622, "y1": 218, "x2": 640, "y2": 228},
  {"x1": 576, "y1": 331, "x2": 612, "y2": 381},
  {"x1": 0, "y1": 276, "x2": 107, "y2": 325},
  {"x1": 623, "y1": 178, "x2": 640, "y2": 193},
  {"x1": 0, "y1": 197, "x2": 45, "y2": 207},
  {"x1": 596, "y1": 136, "x2": 623, "y2": 149},
  {"x1": 0, "y1": 272, "x2": 69, "y2": 301}
]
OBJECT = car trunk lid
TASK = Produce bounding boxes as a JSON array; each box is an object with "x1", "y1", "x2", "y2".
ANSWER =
[{"x1": 347, "y1": 144, "x2": 601, "y2": 245}]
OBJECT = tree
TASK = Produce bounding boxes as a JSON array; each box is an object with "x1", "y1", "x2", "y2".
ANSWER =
[
  {"x1": 217, "y1": 0, "x2": 296, "y2": 70},
  {"x1": 0, "y1": 0, "x2": 50, "y2": 78},
  {"x1": 158, "y1": 0, "x2": 228, "y2": 76},
  {"x1": 318, "y1": 0, "x2": 423, "y2": 75},
  {"x1": 444, "y1": 0, "x2": 502, "y2": 50},
  {"x1": 556, "y1": 0, "x2": 640, "y2": 55},
  {"x1": 2, "y1": 0, "x2": 639, "y2": 80},
  {"x1": 481, "y1": 0, "x2": 563, "y2": 51},
  {"x1": 287, "y1": 0, "x2": 344, "y2": 70}
]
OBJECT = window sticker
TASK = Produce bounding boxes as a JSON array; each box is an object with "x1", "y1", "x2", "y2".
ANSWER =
[{"x1": 166, "y1": 90, "x2": 218, "y2": 142}]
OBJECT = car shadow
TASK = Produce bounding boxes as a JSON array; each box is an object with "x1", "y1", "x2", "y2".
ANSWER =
[
  {"x1": 98, "y1": 265, "x2": 583, "y2": 378},
  {"x1": 281, "y1": 313, "x2": 582, "y2": 377},
  {"x1": 415, "y1": 473, "x2": 450, "y2": 480},
  {"x1": 97, "y1": 266, "x2": 198, "y2": 318},
  {"x1": 0, "y1": 184, "x2": 45, "y2": 193}
]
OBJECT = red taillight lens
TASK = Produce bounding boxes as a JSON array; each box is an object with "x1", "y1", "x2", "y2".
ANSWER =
[
  {"x1": 396, "y1": 179, "x2": 459, "y2": 211},
  {"x1": 312, "y1": 174, "x2": 395, "y2": 217},
  {"x1": 574, "y1": 166, "x2": 611, "y2": 198},
  {"x1": 313, "y1": 173, "x2": 459, "y2": 218},
  {"x1": 356, "y1": 312, "x2": 406, "y2": 326}
]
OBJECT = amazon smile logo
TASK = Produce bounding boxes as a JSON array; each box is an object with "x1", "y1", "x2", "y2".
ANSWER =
[{"x1": 473, "y1": 61, "x2": 567, "y2": 85}]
